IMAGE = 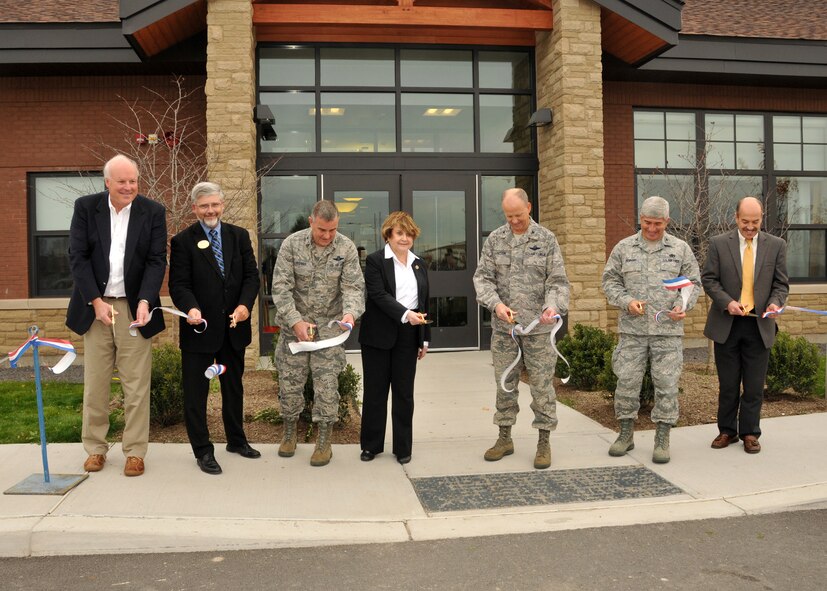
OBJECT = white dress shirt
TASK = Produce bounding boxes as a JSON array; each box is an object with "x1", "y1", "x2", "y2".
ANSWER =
[
  {"x1": 738, "y1": 231, "x2": 757, "y2": 267},
  {"x1": 386, "y1": 243, "x2": 419, "y2": 318},
  {"x1": 103, "y1": 195, "x2": 132, "y2": 297}
]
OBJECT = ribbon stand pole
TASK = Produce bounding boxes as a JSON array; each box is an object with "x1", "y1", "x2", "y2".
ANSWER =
[{"x1": 4, "y1": 326, "x2": 87, "y2": 496}]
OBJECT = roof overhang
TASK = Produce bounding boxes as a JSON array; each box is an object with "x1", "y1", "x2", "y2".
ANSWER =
[
  {"x1": 594, "y1": 0, "x2": 683, "y2": 65},
  {"x1": 0, "y1": 0, "x2": 207, "y2": 67},
  {"x1": 641, "y1": 35, "x2": 827, "y2": 79}
]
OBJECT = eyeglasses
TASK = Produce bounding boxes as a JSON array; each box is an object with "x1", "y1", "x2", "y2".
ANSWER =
[{"x1": 195, "y1": 202, "x2": 223, "y2": 211}]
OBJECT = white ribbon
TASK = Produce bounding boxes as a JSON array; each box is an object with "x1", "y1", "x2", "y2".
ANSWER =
[
  {"x1": 499, "y1": 315, "x2": 570, "y2": 393},
  {"x1": 129, "y1": 307, "x2": 207, "y2": 336},
  {"x1": 288, "y1": 321, "x2": 353, "y2": 354}
]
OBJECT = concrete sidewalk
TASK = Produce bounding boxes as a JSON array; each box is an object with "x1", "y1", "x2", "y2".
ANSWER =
[{"x1": 1, "y1": 352, "x2": 826, "y2": 557}]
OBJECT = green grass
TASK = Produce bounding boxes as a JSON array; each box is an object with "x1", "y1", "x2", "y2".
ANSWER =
[{"x1": 0, "y1": 382, "x2": 124, "y2": 444}]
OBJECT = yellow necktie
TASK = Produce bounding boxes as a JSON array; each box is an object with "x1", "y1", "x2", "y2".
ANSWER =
[{"x1": 740, "y1": 239, "x2": 754, "y2": 314}]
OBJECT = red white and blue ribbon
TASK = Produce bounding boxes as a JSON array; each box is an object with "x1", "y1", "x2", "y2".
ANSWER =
[
  {"x1": 762, "y1": 305, "x2": 827, "y2": 319},
  {"x1": 500, "y1": 315, "x2": 571, "y2": 393},
  {"x1": 129, "y1": 306, "x2": 207, "y2": 336},
  {"x1": 288, "y1": 320, "x2": 353, "y2": 354},
  {"x1": 655, "y1": 276, "x2": 695, "y2": 323},
  {"x1": 6, "y1": 334, "x2": 76, "y2": 374},
  {"x1": 204, "y1": 363, "x2": 227, "y2": 380}
]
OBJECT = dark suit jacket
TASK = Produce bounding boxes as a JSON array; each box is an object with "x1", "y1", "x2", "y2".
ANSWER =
[
  {"x1": 169, "y1": 221, "x2": 260, "y2": 353},
  {"x1": 359, "y1": 249, "x2": 431, "y2": 350},
  {"x1": 66, "y1": 191, "x2": 167, "y2": 338},
  {"x1": 702, "y1": 229, "x2": 789, "y2": 348}
]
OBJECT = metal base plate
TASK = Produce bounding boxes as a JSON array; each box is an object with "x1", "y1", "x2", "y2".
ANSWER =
[{"x1": 4, "y1": 473, "x2": 88, "y2": 496}]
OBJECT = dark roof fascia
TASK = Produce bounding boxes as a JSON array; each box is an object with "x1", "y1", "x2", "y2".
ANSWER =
[
  {"x1": 640, "y1": 35, "x2": 827, "y2": 79},
  {"x1": 120, "y1": 0, "x2": 201, "y2": 35},
  {"x1": 0, "y1": 23, "x2": 140, "y2": 63},
  {"x1": 593, "y1": 0, "x2": 683, "y2": 45}
]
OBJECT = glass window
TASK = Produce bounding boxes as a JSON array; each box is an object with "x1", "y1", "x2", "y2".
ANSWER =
[
  {"x1": 319, "y1": 92, "x2": 395, "y2": 153},
  {"x1": 636, "y1": 174, "x2": 694, "y2": 226},
  {"x1": 429, "y1": 296, "x2": 468, "y2": 327},
  {"x1": 634, "y1": 111, "x2": 664, "y2": 139},
  {"x1": 260, "y1": 175, "x2": 317, "y2": 234},
  {"x1": 786, "y1": 230, "x2": 826, "y2": 279},
  {"x1": 705, "y1": 113, "x2": 763, "y2": 170},
  {"x1": 260, "y1": 237, "x2": 284, "y2": 333},
  {"x1": 479, "y1": 51, "x2": 531, "y2": 89},
  {"x1": 708, "y1": 176, "x2": 763, "y2": 226},
  {"x1": 259, "y1": 47, "x2": 315, "y2": 87},
  {"x1": 320, "y1": 48, "x2": 394, "y2": 87},
  {"x1": 413, "y1": 190, "x2": 466, "y2": 271},
  {"x1": 260, "y1": 92, "x2": 316, "y2": 153},
  {"x1": 400, "y1": 49, "x2": 472, "y2": 88},
  {"x1": 401, "y1": 93, "x2": 473, "y2": 153},
  {"x1": 480, "y1": 94, "x2": 533, "y2": 154},
  {"x1": 779, "y1": 177, "x2": 827, "y2": 225},
  {"x1": 30, "y1": 173, "x2": 105, "y2": 296},
  {"x1": 634, "y1": 111, "x2": 696, "y2": 168},
  {"x1": 332, "y1": 190, "x2": 390, "y2": 266},
  {"x1": 481, "y1": 176, "x2": 533, "y2": 233}
]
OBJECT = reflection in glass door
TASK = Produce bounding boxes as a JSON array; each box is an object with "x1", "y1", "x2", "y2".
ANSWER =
[
  {"x1": 404, "y1": 175, "x2": 478, "y2": 349},
  {"x1": 323, "y1": 175, "x2": 400, "y2": 348}
]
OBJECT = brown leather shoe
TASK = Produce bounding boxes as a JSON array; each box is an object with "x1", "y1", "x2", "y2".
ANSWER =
[
  {"x1": 124, "y1": 456, "x2": 145, "y2": 476},
  {"x1": 743, "y1": 435, "x2": 761, "y2": 454},
  {"x1": 83, "y1": 454, "x2": 106, "y2": 472},
  {"x1": 711, "y1": 433, "x2": 739, "y2": 449}
]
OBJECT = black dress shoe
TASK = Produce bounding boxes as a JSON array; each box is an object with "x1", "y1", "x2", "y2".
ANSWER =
[
  {"x1": 197, "y1": 453, "x2": 222, "y2": 475},
  {"x1": 397, "y1": 455, "x2": 411, "y2": 465},
  {"x1": 226, "y1": 443, "x2": 261, "y2": 458},
  {"x1": 360, "y1": 450, "x2": 376, "y2": 462}
]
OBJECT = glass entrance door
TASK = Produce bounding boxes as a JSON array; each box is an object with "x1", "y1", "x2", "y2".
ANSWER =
[
  {"x1": 323, "y1": 174, "x2": 400, "y2": 348},
  {"x1": 403, "y1": 174, "x2": 478, "y2": 349},
  {"x1": 322, "y1": 173, "x2": 479, "y2": 350}
]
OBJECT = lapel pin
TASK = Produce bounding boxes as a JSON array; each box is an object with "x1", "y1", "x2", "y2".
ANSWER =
[{"x1": 197, "y1": 240, "x2": 209, "y2": 250}]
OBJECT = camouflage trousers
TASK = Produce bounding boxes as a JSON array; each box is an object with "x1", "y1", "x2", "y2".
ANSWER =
[
  {"x1": 612, "y1": 334, "x2": 682, "y2": 425},
  {"x1": 275, "y1": 333, "x2": 345, "y2": 423},
  {"x1": 491, "y1": 330, "x2": 558, "y2": 431}
]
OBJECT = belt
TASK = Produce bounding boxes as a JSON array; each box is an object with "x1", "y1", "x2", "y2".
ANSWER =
[{"x1": 102, "y1": 296, "x2": 127, "y2": 300}]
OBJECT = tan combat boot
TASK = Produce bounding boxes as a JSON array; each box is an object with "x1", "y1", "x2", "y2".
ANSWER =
[
  {"x1": 484, "y1": 425, "x2": 514, "y2": 461},
  {"x1": 609, "y1": 419, "x2": 635, "y2": 457},
  {"x1": 534, "y1": 429, "x2": 551, "y2": 469},
  {"x1": 652, "y1": 422, "x2": 671, "y2": 464},
  {"x1": 278, "y1": 419, "x2": 297, "y2": 458},
  {"x1": 310, "y1": 422, "x2": 333, "y2": 466}
]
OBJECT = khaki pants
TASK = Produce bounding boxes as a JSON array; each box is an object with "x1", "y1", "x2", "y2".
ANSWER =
[{"x1": 82, "y1": 298, "x2": 152, "y2": 458}]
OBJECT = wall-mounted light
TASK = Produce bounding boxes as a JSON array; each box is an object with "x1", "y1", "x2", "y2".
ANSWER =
[
  {"x1": 527, "y1": 108, "x2": 553, "y2": 128},
  {"x1": 255, "y1": 104, "x2": 278, "y2": 141}
]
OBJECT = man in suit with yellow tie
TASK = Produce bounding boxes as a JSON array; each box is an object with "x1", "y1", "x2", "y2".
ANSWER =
[{"x1": 702, "y1": 197, "x2": 788, "y2": 454}]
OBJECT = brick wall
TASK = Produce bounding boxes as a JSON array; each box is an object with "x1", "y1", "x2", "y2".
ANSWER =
[
  {"x1": 0, "y1": 75, "x2": 206, "y2": 354},
  {"x1": 537, "y1": 0, "x2": 609, "y2": 329},
  {"x1": 603, "y1": 80, "x2": 827, "y2": 342}
]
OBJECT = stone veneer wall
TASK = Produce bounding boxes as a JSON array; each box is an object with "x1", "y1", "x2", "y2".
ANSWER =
[
  {"x1": 205, "y1": 0, "x2": 260, "y2": 364},
  {"x1": 536, "y1": 0, "x2": 609, "y2": 330}
]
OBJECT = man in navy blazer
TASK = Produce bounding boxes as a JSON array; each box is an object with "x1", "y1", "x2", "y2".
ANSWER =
[
  {"x1": 169, "y1": 182, "x2": 261, "y2": 475},
  {"x1": 702, "y1": 197, "x2": 788, "y2": 454},
  {"x1": 67, "y1": 154, "x2": 166, "y2": 477}
]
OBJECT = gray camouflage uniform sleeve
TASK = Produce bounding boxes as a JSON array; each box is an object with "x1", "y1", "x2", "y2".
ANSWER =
[
  {"x1": 473, "y1": 235, "x2": 502, "y2": 312},
  {"x1": 340, "y1": 240, "x2": 366, "y2": 320},
  {"x1": 601, "y1": 242, "x2": 635, "y2": 311},
  {"x1": 544, "y1": 234, "x2": 569, "y2": 315},
  {"x1": 271, "y1": 237, "x2": 303, "y2": 329}
]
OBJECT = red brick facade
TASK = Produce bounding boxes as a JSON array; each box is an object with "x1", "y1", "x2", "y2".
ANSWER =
[
  {"x1": 603, "y1": 81, "x2": 827, "y2": 256},
  {"x1": 0, "y1": 75, "x2": 206, "y2": 298}
]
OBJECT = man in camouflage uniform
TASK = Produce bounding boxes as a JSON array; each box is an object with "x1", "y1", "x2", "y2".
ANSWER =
[
  {"x1": 601, "y1": 196, "x2": 700, "y2": 464},
  {"x1": 272, "y1": 200, "x2": 365, "y2": 466},
  {"x1": 473, "y1": 188, "x2": 569, "y2": 470}
]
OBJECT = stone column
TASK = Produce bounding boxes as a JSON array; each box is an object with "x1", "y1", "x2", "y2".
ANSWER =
[
  {"x1": 536, "y1": 0, "x2": 608, "y2": 329},
  {"x1": 206, "y1": 0, "x2": 260, "y2": 363}
]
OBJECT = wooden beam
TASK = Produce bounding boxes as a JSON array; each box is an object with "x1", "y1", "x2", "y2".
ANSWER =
[
  {"x1": 256, "y1": 23, "x2": 537, "y2": 46},
  {"x1": 253, "y1": 5, "x2": 553, "y2": 30}
]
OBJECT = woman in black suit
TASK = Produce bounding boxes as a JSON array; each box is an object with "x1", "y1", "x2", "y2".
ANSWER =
[{"x1": 359, "y1": 212, "x2": 431, "y2": 464}]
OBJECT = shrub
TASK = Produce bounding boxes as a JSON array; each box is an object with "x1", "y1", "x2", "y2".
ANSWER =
[
  {"x1": 767, "y1": 332, "x2": 821, "y2": 396},
  {"x1": 270, "y1": 333, "x2": 362, "y2": 425},
  {"x1": 555, "y1": 323, "x2": 616, "y2": 390},
  {"x1": 150, "y1": 344, "x2": 185, "y2": 426}
]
